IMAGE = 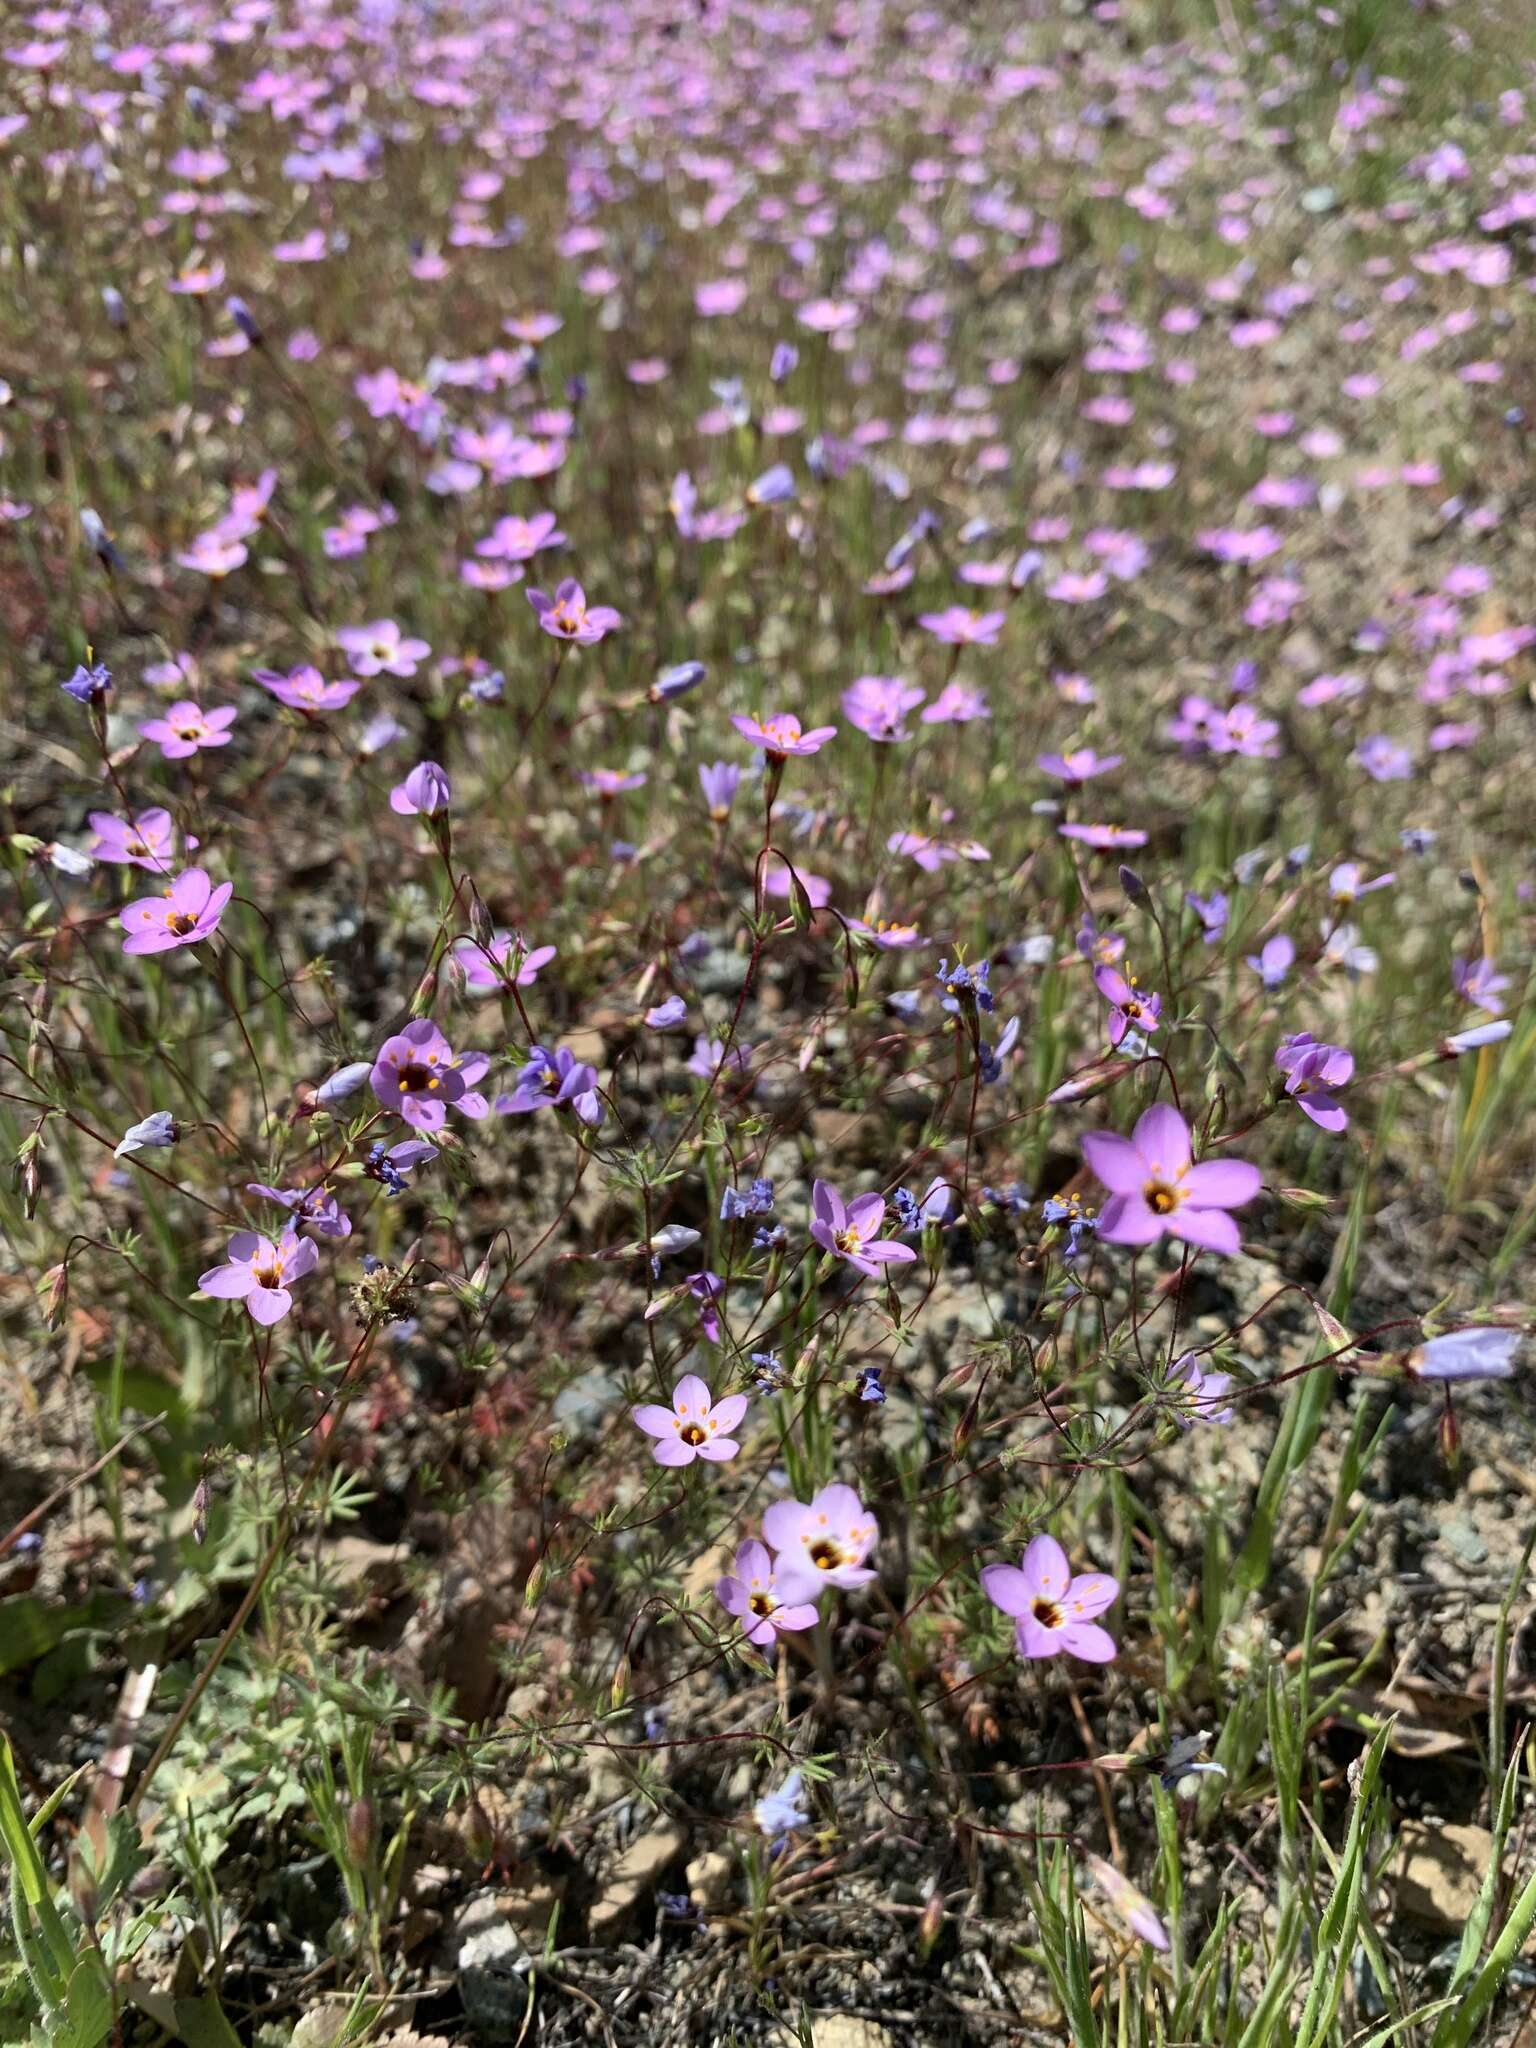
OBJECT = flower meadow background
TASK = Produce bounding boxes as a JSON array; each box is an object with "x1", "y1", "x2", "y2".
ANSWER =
[{"x1": 4, "y1": 0, "x2": 1536, "y2": 2040}]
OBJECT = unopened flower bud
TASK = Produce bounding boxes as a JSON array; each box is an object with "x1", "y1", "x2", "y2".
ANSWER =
[
  {"x1": 227, "y1": 296, "x2": 262, "y2": 344},
  {"x1": 917, "y1": 1889, "x2": 945, "y2": 1959},
  {"x1": 467, "y1": 885, "x2": 496, "y2": 952},
  {"x1": 650, "y1": 660, "x2": 707, "y2": 703},
  {"x1": 345, "y1": 1795, "x2": 374, "y2": 1866},
  {"x1": 40, "y1": 1262, "x2": 68, "y2": 1330},
  {"x1": 1118, "y1": 864, "x2": 1146, "y2": 902}
]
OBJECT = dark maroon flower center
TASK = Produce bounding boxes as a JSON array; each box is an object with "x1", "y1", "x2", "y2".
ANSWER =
[
  {"x1": 397, "y1": 1061, "x2": 439, "y2": 1093},
  {"x1": 251, "y1": 1261, "x2": 282, "y2": 1288},
  {"x1": 748, "y1": 1591, "x2": 775, "y2": 1617},
  {"x1": 808, "y1": 1538, "x2": 846, "y2": 1571},
  {"x1": 1032, "y1": 1597, "x2": 1063, "y2": 1629},
  {"x1": 165, "y1": 910, "x2": 197, "y2": 935},
  {"x1": 1145, "y1": 1179, "x2": 1182, "y2": 1214},
  {"x1": 679, "y1": 1422, "x2": 707, "y2": 1446}
]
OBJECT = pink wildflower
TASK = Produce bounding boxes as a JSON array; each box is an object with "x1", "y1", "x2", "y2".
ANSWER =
[
  {"x1": 732, "y1": 711, "x2": 837, "y2": 758},
  {"x1": 763, "y1": 1483, "x2": 879, "y2": 1589},
  {"x1": 138, "y1": 701, "x2": 237, "y2": 759},
  {"x1": 982, "y1": 1534, "x2": 1119, "y2": 1662},
  {"x1": 1082, "y1": 1103, "x2": 1262, "y2": 1255},
  {"x1": 714, "y1": 1540, "x2": 821, "y2": 1647},
  {"x1": 809, "y1": 1180, "x2": 917, "y2": 1277},
  {"x1": 198, "y1": 1228, "x2": 318, "y2": 1326},
  {"x1": 119, "y1": 868, "x2": 232, "y2": 955},
  {"x1": 631, "y1": 1373, "x2": 748, "y2": 1466}
]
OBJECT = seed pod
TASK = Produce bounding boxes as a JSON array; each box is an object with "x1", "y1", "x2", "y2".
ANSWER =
[{"x1": 345, "y1": 1795, "x2": 374, "y2": 1867}]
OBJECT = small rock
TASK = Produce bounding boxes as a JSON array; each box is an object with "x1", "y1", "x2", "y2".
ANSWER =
[
  {"x1": 686, "y1": 1847, "x2": 734, "y2": 1910},
  {"x1": 553, "y1": 1367, "x2": 622, "y2": 1431},
  {"x1": 1394, "y1": 1822, "x2": 1494, "y2": 1929},
  {"x1": 326, "y1": 1534, "x2": 405, "y2": 1591},
  {"x1": 812, "y1": 2020, "x2": 899, "y2": 2048},
  {"x1": 292, "y1": 2014, "x2": 349, "y2": 2048},
  {"x1": 1442, "y1": 1518, "x2": 1488, "y2": 1566},
  {"x1": 588, "y1": 1821, "x2": 687, "y2": 1939},
  {"x1": 457, "y1": 1916, "x2": 532, "y2": 2035}
]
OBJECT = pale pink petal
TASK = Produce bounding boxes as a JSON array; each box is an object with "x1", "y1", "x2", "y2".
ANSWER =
[
  {"x1": 247, "y1": 1285, "x2": 291, "y2": 1326},
  {"x1": 650, "y1": 1437, "x2": 695, "y2": 1466},
  {"x1": 708, "y1": 1393, "x2": 749, "y2": 1434},
  {"x1": 1098, "y1": 1194, "x2": 1163, "y2": 1245},
  {"x1": 773, "y1": 1602, "x2": 820, "y2": 1632},
  {"x1": 632, "y1": 1403, "x2": 680, "y2": 1438},
  {"x1": 1016, "y1": 1614, "x2": 1063, "y2": 1658},
  {"x1": 1131, "y1": 1102, "x2": 1191, "y2": 1173},
  {"x1": 762, "y1": 1500, "x2": 814, "y2": 1553},
  {"x1": 671, "y1": 1373, "x2": 712, "y2": 1418},
  {"x1": 1062, "y1": 1572, "x2": 1120, "y2": 1621},
  {"x1": 696, "y1": 1436, "x2": 740, "y2": 1461},
  {"x1": 198, "y1": 1261, "x2": 253, "y2": 1298},
  {"x1": 1181, "y1": 1159, "x2": 1263, "y2": 1208},
  {"x1": 980, "y1": 1563, "x2": 1035, "y2": 1616},
  {"x1": 1022, "y1": 1533, "x2": 1071, "y2": 1600},
  {"x1": 772, "y1": 1569, "x2": 822, "y2": 1606},
  {"x1": 1058, "y1": 1621, "x2": 1118, "y2": 1662},
  {"x1": 813, "y1": 1484, "x2": 866, "y2": 1533},
  {"x1": 1081, "y1": 1131, "x2": 1145, "y2": 1195},
  {"x1": 1169, "y1": 1207, "x2": 1241, "y2": 1255},
  {"x1": 861, "y1": 1240, "x2": 917, "y2": 1264}
]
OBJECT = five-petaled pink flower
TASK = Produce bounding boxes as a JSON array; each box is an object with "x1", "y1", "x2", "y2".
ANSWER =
[
  {"x1": 138, "y1": 700, "x2": 238, "y2": 759},
  {"x1": 254, "y1": 664, "x2": 361, "y2": 712},
  {"x1": 714, "y1": 1540, "x2": 821, "y2": 1646},
  {"x1": 809, "y1": 1180, "x2": 917, "y2": 1278},
  {"x1": 477, "y1": 511, "x2": 565, "y2": 562},
  {"x1": 918, "y1": 605, "x2": 1006, "y2": 646},
  {"x1": 632, "y1": 1373, "x2": 748, "y2": 1465},
  {"x1": 336, "y1": 619, "x2": 431, "y2": 677},
  {"x1": 527, "y1": 578, "x2": 622, "y2": 644},
  {"x1": 1082, "y1": 1103, "x2": 1262, "y2": 1255},
  {"x1": 982, "y1": 1534, "x2": 1119, "y2": 1662},
  {"x1": 1094, "y1": 965, "x2": 1162, "y2": 1045},
  {"x1": 449, "y1": 933, "x2": 556, "y2": 992},
  {"x1": 88, "y1": 808, "x2": 189, "y2": 872},
  {"x1": 1038, "y1": 748, "x2": 1122, "y2": 785},
  {"x1": 578, "y1": 767, "x2": 647, "y2": 796},
  {"x1": 763, "y1": 1483, "x2": 879, "y2": 1589},
  {"x1": 732, "y1": 711, "x2": 837, "y2": 758},
  {"x1": 120, "y1": 868, "x2": 232, "y2": 955},
  {"x1": 370, "y1": 1019, "x2": 466, "y2": 1132},
  {"x1": 198, "y1": 1227, "x2": 318, "y2": 1326}
]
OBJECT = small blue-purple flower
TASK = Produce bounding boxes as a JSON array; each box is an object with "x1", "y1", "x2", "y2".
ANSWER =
[
  {"x1": 1409, "y1": 1328, "x2": 1519, "y2": 1381},
  {"x1": 61, "y1": 660, "x2": 112, "y2": 704}
]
